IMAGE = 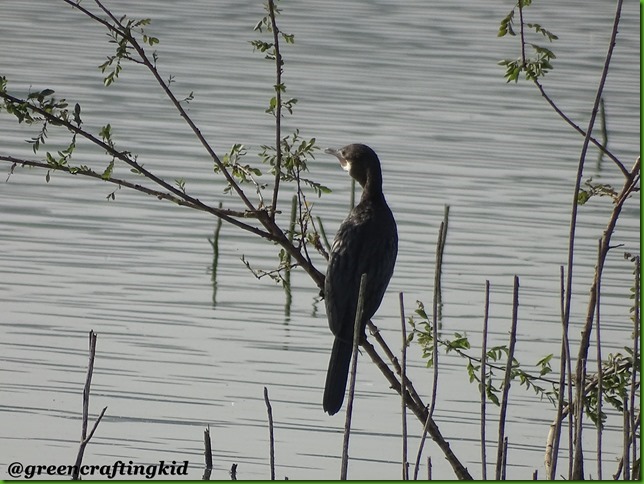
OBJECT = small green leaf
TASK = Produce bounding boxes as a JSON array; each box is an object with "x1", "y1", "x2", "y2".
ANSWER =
[{"x1": 102, "y1": 159, "x2": 115, "y2": 180}]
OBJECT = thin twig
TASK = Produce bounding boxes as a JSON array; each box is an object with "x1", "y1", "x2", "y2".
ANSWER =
[
  {"x1": 204, "y1": 426, "x2": 213, "y2": 469},
  {"x1": 263, "y1": 387, "x2": 276, "y2": 480},
  {"x1": 72, "y1": 331, "x2": 107, "y2": 480},
  {"x1": 434, "y1": 205, "x2": 449, "y2": 321},
  {"x1": 517, "y1": 0, "x2": 526, "y2": 67},
  {"x1": 81, "y1": 332, "x2": 97, "y2": 440},
  {"x1": 208, "y1": 202, "x2": 224, "y2": 306},
  {"x1": 501, "y1": 436, "x2": 509, "y2": 481},
  {"x1": 495, "y1": 276, "x2": 519, "y2": 480},
  {"x1": 366, "y1": 322, "x2": 425, "y2": 410},
  {"x1": 284, "y1": 195, "x2": 297, "y2": 315},
  {"x1": 632, "y1": 411, "x2": 641, "y2": 481},
  {"x1": 613, "y1": 456, "x2": 624, "y2": 480},
  {"x1": 315, "y1": 216, "x2": 331, "y2": 255},
  {"x1": 594, "y1": 239, "x2": 603, "y2": 480},
  {"x1": 412, "y1": 213, "x2": 449, "y2": 480},
  {"x1": 623, "y1": 405, "x2": 631, "y2": 480},
  {"x1": 549, "y1": 265, "x2": 574, "y2": 480},
  {"x1": 413, "y1": 409, "x2": 431, "y2": 481},
  {"x1": 480, "y1": 280, "x2": 490, "y2": 480},
  {"x1": 534, "y1": 80, "x2": 626, "y2": 177},
  {"x1": 429, "y1": 218, "x2": 447, "y2": 417},
  {"x1": 399, "y1": 292, "x2": 409, "y2": 480},
  {"x1": 203, "y1": 426, "x2": 213, "y2": 480},
  {"x1": 596, "y1": 97, "x2": 607, "y2": 170},
  {"x1": 627, "y1": 253, "x2": 640, "y2": 472},
  {"x1": 340, "y1": 273, "x2": 368, "y2": 480},
  {"x1": 546, "y1": 404, "x2": 570, "y2": 480},
  {"x1": 267, "y1": 0, "x2": 282, "y2": 220}
]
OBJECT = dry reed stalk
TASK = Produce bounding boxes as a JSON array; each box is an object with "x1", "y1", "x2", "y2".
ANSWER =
[
  {"x1": 594, "y1": 240, "x2": 604, "y2": 480},
  {"x1": 548, "y1": 265, "x2": 574, "y2": 480},
  {"x1": 495, "y1": 276, "x2": 519, "y2": 480},
  {"x1": 340, "y1": 273, "x2": 368, "y2": 480},
  {"x1": 430, "y1": 207, "x2": 449, "y2": 417},
  {"x1": 399, "y1": 292, "x2": 409, "y2": 480},
  {"x1": 203, "y1": 425, "x2": 213, "y2": 480},
  {"x1": 628, "y1": 253, "x2": 640, "y2": 472},
  {"x1": 411, "y1": 209, "x2": 450, "y2": 480},
  {"x1": 72, "y1": 331, "x2": 107, "y2": 480},
  {"x1": 501, "y1": 436, "x2": 509, "y2": 480},
  {"x1": 263, "y1": 387, "x2": 276, "y2": 480},
  {"x1": 480, "y1": 280, "x2": 490, "y2": 480}
]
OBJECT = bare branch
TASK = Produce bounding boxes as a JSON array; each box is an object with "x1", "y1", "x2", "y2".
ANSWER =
[
  {"x1": 263, "y1": 387, "x2": 276, "y2": 480},
  {"x1": 494, "y1": 276, "x2": 520, "y2": 480},
  {"x1": 267, "y1": 0, "x2": 282, "y2": 220},
  {"x1": 72, "y1": 331, "x2": 107, "y2": 480},
  {"x1": 341, "y1": 273, "x2": 368, "y2": 480}
]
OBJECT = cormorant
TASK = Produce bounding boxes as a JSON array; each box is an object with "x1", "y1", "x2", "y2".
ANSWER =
[{"x1": 323, "y1": 144, "x2": 398, "y2": 415}]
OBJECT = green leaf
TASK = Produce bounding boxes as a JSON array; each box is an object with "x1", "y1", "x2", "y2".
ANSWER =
[
  {"x1": 100, "y1": 124, "x2": 112, "y2": 141},
  {"x1": 577, "y1": 189, "x2": 590, "y2": 205},
  {"x1": 102, "y1": 159, "x2": 115, "y2": 180}
]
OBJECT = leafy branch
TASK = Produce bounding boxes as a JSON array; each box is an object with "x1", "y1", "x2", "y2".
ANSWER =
[
  {"x1": 408, "y1": 301, "x2": 559, "y2": 406},
  {"x1": 498, "y1": 1, "x2": 638, "y2": 477},
  {"x1": 497, "y1": 0, "x2": 628, "y2": 177},
  {"x1": 252, "y1": 0, "x2": 296, "y2": 221},
  {"x1": 1, "y1": 0, "x2": 327, "y2": 289},
  {"x1": 498, "y1": 0, "x2": 558, "y2": 82},
  {"x1": 250, "y1": 0, "x2": 328, "y2": 275}
]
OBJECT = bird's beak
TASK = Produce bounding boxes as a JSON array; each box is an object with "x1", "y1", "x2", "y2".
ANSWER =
[{"x1": 324, "y1": 147, "x2": 350, "y2": 172}]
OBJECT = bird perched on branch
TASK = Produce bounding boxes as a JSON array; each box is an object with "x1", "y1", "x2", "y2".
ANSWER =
[{"x1": 323, "y1": 144, "x2": 398, "y2": 415}]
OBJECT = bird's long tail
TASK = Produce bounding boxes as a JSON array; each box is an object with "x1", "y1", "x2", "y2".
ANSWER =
[{"x1": 323, "y1": 337, "x2": 354, "y2": 415}]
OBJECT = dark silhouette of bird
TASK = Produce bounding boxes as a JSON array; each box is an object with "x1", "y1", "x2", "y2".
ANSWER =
[{"x1": 322, "y1": 144, "x2": 398, "y2": 415}]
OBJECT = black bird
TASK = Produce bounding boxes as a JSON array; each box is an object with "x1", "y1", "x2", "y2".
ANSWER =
[{"x1": 323, "y1": 144, "x2": 398, "y2": 415}]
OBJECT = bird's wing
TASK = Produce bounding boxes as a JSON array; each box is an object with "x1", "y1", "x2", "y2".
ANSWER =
[{"x1": 324, "y1": 204, "x2": 397, "y2": 340}]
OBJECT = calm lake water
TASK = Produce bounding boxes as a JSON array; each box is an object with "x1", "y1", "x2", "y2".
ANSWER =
[{"x1": 0, "y1": 0, "x2": 639, "y2": 480}]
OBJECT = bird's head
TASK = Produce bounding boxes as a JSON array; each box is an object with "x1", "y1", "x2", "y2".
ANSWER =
[{"x1": 324, "y1": 143, "x2": 381, "y2": 189}]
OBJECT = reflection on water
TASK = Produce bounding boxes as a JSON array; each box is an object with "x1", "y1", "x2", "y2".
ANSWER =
[
  {"x1": 0, "y1": 0, "x2": 639, "y2": 479},
  {"x1": 207, "y1": 203, "x2": 224, "y2": 307}
]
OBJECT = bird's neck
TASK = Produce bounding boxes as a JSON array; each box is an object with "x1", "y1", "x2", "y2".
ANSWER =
[{"x1": 360, "y1": 171, "x2": 385, "y2": 203}]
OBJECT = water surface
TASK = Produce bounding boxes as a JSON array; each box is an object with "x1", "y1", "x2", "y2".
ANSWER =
[{"x1": 0, "y1": 0, "x2": 639, "y2": 479}]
